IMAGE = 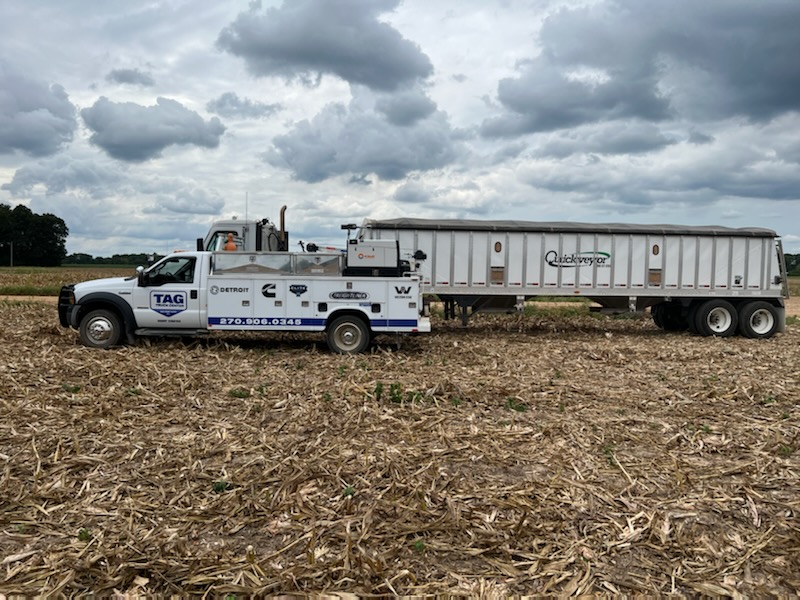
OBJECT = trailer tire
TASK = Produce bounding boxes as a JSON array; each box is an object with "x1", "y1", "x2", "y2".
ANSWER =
[
  {"x1": 79, "y1": 309, "x2": 123, "y2": 348},
  {"x1": 651, "y1": 304, "x2": 664, "y2": 329},
  {"x1": 326, "y1": 315, "x2": 370, "y2": 354},
  {"x1": 694, "y1": 300, "x2": 738, "y2": 337},
  {"x1": 660, "y1": 303, "x2": 688, "y2": 331},
  {"x1": 738, "y1": 301, "x2": 778, "y2": 339}
]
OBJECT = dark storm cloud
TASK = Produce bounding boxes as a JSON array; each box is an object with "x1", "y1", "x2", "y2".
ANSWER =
[
  {"x1": 206, "y1": 92, "x2": 282, "y2": 119},
  {"x1": 482, "y1": 0, "x2": 800, "y2": 138},
  {"x1": 0, "y1": 61, "x2": 77, "y2": 156},
  {"x1": 375, "y1": 90, "x2": 437, "y2": 126},
  {"x1": 264, "y1": 97, "x2": 458, "y2": 182},
  {"x1": 217, "y1": 0, "x2": 433, "y2": 91},
  {"x1": 105, "y1": 68, "x2": 155, "y2": 87},
  {"x1": 81, "y1": 97, "x2": 225, "y2": 161}
]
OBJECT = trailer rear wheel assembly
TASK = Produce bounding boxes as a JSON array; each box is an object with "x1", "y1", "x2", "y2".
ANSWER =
[
  {"x1": 738, "y1": 301, "x2": 778, "y2": 339},
  {"x1": 694, "y1": 300, "x2": 738, "y2": 337},
  {"x1": 327, "y1": 315, "x2": 370, "y2": 354}
]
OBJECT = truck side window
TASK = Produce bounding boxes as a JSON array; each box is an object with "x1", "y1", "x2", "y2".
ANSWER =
[{"x1": 145, "y1": 257, "x2": 196, "y2": 286}]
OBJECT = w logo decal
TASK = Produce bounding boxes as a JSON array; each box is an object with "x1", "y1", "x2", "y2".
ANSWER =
[{"x1": 395, "y1": 286, "x2": 411, "y2": 295}]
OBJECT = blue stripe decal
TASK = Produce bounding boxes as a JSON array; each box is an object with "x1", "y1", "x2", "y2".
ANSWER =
[{"x1": 370, "y1": 319, "x2": 418, "y2": 328}]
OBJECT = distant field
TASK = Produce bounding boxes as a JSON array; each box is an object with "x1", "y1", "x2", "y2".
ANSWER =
[
  {"x1": 789, "y1": 276, "x2": 800, "y2": 296},
  {"x1": 0, "y1": 266, "x2": 134, "y2": 295}
]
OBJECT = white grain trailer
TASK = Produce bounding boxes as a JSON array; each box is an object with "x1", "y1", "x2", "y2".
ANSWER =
[{"x1": 358, "y1": 219, "x2": 789, "y2": 338}]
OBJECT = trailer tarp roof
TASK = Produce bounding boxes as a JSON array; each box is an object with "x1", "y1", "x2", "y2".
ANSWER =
[{"x1": 361, "y1": 218, "x2": 778, "y2": 238}]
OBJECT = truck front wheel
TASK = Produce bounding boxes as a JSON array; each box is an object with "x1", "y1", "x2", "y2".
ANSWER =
[
  {"x1": 326, "y1": 316, "x2": 370, "y2": 354},
  {"x1": 79, "y1": 309, "x2": 123, "y2": 348}
]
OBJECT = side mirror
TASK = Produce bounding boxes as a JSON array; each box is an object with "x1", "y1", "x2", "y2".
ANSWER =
[
  {"x1": 136, "y1": 265, "x2": 145, "y2": 286},
  {"x1": 196, "y1": 238, "x2": 203, "y2": 251}
]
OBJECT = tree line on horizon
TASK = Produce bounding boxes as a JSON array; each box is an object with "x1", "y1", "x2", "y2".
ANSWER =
[{"x1": 0, "y1": 204, "x2": 68, "y2": 267}]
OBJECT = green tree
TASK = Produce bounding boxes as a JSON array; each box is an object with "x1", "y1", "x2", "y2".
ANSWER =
[{"x1": 0, "y1": 204, "x2": 69, "y2": 266}]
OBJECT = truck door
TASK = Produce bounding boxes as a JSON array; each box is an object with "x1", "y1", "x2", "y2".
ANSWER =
[{"x1": 132, "y1": 255, "x2": 203, "y2": 329}]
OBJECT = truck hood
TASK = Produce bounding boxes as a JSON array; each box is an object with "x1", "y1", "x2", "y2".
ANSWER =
[{"x1": 73, "y1": 276, "x2": 136, "y2": 297}]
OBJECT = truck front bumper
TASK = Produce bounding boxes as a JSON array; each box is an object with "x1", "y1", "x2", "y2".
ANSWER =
[{"x1": 58, "y1": 285, "x2": 77, "y2": 328}]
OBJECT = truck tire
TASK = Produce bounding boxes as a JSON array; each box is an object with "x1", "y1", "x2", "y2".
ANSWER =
[
  {"x1": 326, "y1": 315, "x2": 370, "y2": 354},
  {"x1": 738, "y1": 301, "x2": 778, "y2": 339},
  {"x1": 79, "y1": 309, "x2": 122, "y2": 348},
  {"x1": 694, "y1": 299, "x2": 738, "y2": 337}
]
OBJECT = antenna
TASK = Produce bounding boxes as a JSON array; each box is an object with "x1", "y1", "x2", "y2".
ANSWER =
[{"x1": 245, "y1": 191, "x2": 248, "y2": 222}]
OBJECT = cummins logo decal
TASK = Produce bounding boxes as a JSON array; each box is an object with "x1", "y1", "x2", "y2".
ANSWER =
[
  {"x1": 150, "y1": 291, "x2": 186, "y2": 317},
  {"x1": 545, "y1": 250, "x2": 611, "y2": 268},
  {"x1": 262, "y1": 283, "x2": 276, "y2": 298}
]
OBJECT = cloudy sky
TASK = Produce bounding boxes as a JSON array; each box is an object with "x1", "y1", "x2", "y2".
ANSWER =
[{"x1": 2, "y1": 0, "x2": 800, "y2": 256}]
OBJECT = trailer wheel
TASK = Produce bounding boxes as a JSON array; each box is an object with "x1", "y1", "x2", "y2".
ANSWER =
[
  {"x1": 694, "y1": 300, "x2": 738, "y2": 337},
  {"x1": 326, "y1": 315, "x2": 370, "y2": 354},
  {"x1": 660, "y1": 303, "x2": 688, "y2": 331},
  {"x1": 79, "y1": 309, "x2": 122, "y2": 348},
  {"x1": 651, "y1": 304, "x2": 664, "y2": 328},
  {"x1": 738, "y1": 301, "x2": 778, "y2": 339}
]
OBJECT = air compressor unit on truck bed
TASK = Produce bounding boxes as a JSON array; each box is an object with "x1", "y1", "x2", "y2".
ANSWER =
[{"x1": 58, "y1": 238, "x2": 430, "y2": 353}]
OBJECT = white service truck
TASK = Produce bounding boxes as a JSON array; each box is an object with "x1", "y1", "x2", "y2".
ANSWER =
[
  {"x1": 357, "y1": 218, "x2": 789, "y2": 338},
  {"x1": 58, "y1": 238, "x2": 430, "y2": 353}
]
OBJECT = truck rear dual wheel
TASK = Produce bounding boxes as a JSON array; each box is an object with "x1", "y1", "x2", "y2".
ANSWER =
[
  {"x1": 79, "y1": 309, "x2": 122, "y2": 348},
  {"x1": 738, "y1": 301, "x2": 779, "y2": 339},
  {"x1": 694, "y1": 300, "x2": 738, "y2": 337},
  {"x1": 326, "y1": 315, "x2": 370, "y2": 354}
]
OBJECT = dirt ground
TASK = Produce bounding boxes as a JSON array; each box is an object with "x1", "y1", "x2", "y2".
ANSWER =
[{"x1": 0, "y1": 300, "x2": 798, "y2": 596}]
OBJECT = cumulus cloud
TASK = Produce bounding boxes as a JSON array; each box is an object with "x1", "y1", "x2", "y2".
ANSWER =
[
  {"x1": 148, "y1": 188, "x2": 224, "y2": 215},
  {"x1": 0, "y1": 61, "x2": 77, "y2": 156},
  {"x1": 81, "y1": 97, "x2": 225, "y2": 161},
  {"x1": 206, "y1": 92, "x2": 282, "y2": 119},
  {"x1": 2, "y1": 156, "x2": 125, "y2": 198},
  {"x1": 217, "y1": 0, "x2": 433, "y2": 91},
  {"x1": 264, "y1": 91, "x2": 459, "y2": 182},
  {"x1": 482, "y1": 0, "x2": 800, "y2": 137},
  {"x1": 394, "y1": 181, "x2": 430, "y2": 204},
  {"x1": 375, "y1": 90, "x2": 437, "y2": 126},
  {"x1": 4, "y1": 157, "x2": 227, "y2": 220},
  {"x1": 105, "y1": 68, "x2": 155, "y2": 87},
  {"x1": 536, "y1": 123, "x2": 675, "y2": 158}
]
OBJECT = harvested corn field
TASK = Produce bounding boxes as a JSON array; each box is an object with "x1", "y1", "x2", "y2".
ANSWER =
[{"x1": 1, "y1": 300, "x2": 799, "y2": 596}]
